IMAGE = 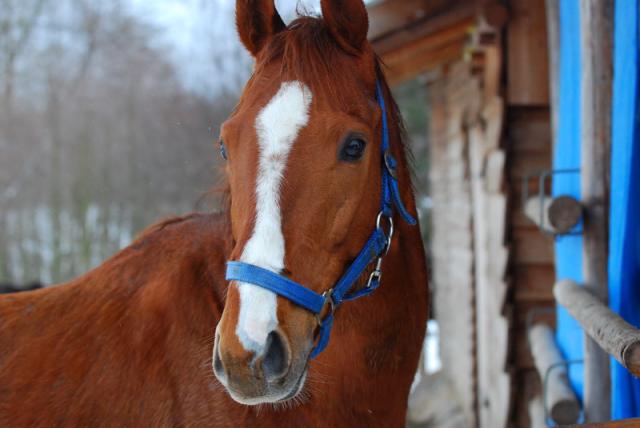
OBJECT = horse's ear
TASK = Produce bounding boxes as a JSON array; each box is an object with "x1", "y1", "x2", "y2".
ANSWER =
[
  {"x1": 236, "y1": 0, "x2": 286, "y2": 57},
  {"x1": 320, "y1": 0, "x2": 369, "y2": 55}
]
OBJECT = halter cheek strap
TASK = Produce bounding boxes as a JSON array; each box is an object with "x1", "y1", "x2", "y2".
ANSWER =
[{"x1": 225, "y1": 80, "x2": 416, "y2": 358}]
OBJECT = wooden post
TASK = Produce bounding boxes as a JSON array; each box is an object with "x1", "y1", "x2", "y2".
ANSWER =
[
  {"x1": 554, "y1": 280, "x2": 640, "y2": 377},
  {"x1": 580, "y1": 0, "x2": 614, "y2": 422},
  {"x1": 544, "y1": 0, "x2": 560, "y2": 149},
  {"x1": 528, "y1": 323, "x2": 581, "y2": 424}
]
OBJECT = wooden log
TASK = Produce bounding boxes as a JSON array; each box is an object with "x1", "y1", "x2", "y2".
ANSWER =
[
  {"x1": 523, "y1": 195, "x2": 582, "y2": 234},
  {"x1": 528, "y1": 395, "x2": 546, "y2": 428},
  {"x1": 554, "y1": 279, "x2": 640, "y2": 377},
  {"x1": 580, "y1": 0, "x2": 614, "y2": 421},
  {"x1": 528, "y1": 323, "x2": 581, "y2": 424}
]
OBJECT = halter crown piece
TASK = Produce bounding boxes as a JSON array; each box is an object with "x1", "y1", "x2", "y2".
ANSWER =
[{"x1": 225, "y1": 80, "x2": 417, "y2": 358}]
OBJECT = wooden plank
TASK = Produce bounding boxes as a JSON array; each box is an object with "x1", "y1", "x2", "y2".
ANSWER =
[
  {"x1": 506, "y1": 0, "x2": 550, "y2": 105},
  {"x1": 507, "y1": 107, "x2": 552, "y2": 153},
  {"x1": 482, "y1": 96, "x2": 504, "y2": 152},
  {"x1": 513, "y1": 264, "x2": 555, "y2": 302},
  {"x1": 513, "y1": 229, "x2": 554, "y2": 264},
  {"x1": 487, "y1": 194, "x2": 507, "y2": 246},
  {"x1": 482, "y1": 44, "x2": 502, "y2": 100},
  {"x1": 580, "y1": 0, "x2": 614, "y2": 421},
  {"x1": 485, "y1": 149, "x2": 505, "y2": 192},
  {"x1": 509, "y1": 151, "x2": 552, "y2": 180}
]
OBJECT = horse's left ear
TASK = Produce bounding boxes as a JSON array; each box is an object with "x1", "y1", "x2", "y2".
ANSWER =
[
  {"x1": 320, "y1": 0, "x2": 369, "y2": 55},
  {"x1": 236, "y1": 0, "x2": 286, "y2": 57}
]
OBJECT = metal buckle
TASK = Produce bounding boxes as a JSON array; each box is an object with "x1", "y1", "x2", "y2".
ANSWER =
[
  {"x1": 376, "y1": 211, "x2": 394, "y2": 254},
  {"x1": 366, "y1": 257, "x2": 384, "y2": 289},
  {"x1": 315, "y1": 289, "x2": 336, "y2": 327}
]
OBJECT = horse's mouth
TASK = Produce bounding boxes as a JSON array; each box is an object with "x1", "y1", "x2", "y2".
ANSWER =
[
  {"x1": 276, "y1": 368, "x2": 307, "y2": 403},
  {"x1": 222, "y1": 365, "x2": 308, "y2": 406}
]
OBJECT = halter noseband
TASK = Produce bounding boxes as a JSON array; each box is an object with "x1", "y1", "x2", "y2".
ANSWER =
[{"x1": 225, "y1": 81, "x2": 417, "y2": 358}]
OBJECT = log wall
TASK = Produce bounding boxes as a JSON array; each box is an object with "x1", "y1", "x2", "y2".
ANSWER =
[
  {"x1": 427, "y1": 61, "x2": 481, "y2": 427},
  {"x1": 505, "y1": 0, "x2": 556, "y2": 427}
]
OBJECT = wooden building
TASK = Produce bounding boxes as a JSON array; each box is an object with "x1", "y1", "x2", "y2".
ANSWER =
[{"x1": 367, "y1": 1, "x2": 640, "y2": 427}]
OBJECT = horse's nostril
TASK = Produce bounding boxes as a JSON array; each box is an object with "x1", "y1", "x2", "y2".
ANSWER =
[
  {"x1": 261, "y1": 330, "x2": 289, "y2": 382},
  {"x1": 213, "y1": 341, "x2": 224, "y2": 377}
]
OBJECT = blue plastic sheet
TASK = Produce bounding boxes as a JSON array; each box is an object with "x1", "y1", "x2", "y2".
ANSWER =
[
  {"x1": 554, "y1": 0, "x2": 585, "y2": 401},
  {"x1": 609, "y1": 0, "x2": 640, "y2": 419}
]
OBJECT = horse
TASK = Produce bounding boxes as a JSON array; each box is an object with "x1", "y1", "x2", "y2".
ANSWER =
[{"x1": 0, "y1": 0, "x2": 429, "y2": 426}]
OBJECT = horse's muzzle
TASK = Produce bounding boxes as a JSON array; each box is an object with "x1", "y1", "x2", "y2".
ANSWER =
[{"x1": 212, "y1": 328, "x2": 306, "y2": 405}]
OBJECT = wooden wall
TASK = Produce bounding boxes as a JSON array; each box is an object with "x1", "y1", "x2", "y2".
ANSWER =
[
  {"x1": 504, "y1": 0, "x2": 556, "y2": 427},
  {"x1": 370, "y1": 0, "x2": 555, "y2": 426},
  {"x1": 427, "y1": 35, "x2": 511, "y2": 426},
  {"x1": 428, "y1": 61, "x2": 481, "y2": 428},
  {"x1": 426, "y1": 0, "x2": 554, "y2": 426}
]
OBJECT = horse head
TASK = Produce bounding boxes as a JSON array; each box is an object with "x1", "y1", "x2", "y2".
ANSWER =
[{"x1": 213, "y1": 0, "x2": 413, "y2": 405}]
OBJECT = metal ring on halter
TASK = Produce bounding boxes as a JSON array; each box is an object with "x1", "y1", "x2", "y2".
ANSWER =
[
  {"x1": 376, "y1": 211, "x2": 394, "y2": 254},
  {"x1": 315, "y1": 288, "x2": 336, "y2": 327}
]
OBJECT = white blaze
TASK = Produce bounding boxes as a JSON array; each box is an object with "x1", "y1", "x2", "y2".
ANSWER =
[{"x1": 235, "y1": 81, "x2": 312, "y2": 351}]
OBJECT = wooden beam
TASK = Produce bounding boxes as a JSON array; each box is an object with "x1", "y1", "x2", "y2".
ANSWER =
[
  {"x1": 580, "y1": 0, "x2": 614, "y2": 422},
  {"x1": 381, "y1": 39, "x2": 468, "y2": 85},
  {"x1": 554, "y1": 280, "x2": 640, "y2": 377},
  {"x1": 367, "y1": 0, "x2": 453, "y2": 40},
  {"x1": 371, "y1": 1, "x2": 475, "y2": 56},
  {"x1": 544, "y1": 0, "x2": 560, "y2": 149},
  {"x1": 528, "y1": 323, "x2": 581, "y2": 425},
  {"x1": 381, "y1": 19, "x2": 472, "y2": 69}
]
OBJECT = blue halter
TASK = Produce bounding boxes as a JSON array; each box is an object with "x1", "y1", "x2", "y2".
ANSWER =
[{"x1": 225, "y1": 81, "x2": 417, "y2": 358}]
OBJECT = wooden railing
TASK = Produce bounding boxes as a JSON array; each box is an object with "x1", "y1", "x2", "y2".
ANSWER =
[{"x1": 554, "y1": 280, "x2": 640, "y2": 377}]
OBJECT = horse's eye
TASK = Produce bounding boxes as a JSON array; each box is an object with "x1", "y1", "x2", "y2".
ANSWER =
[
  {"x1": 219, "y1": 140, "x2": 228, "y2": 161},
  {"x1": 339, "y1": 138, "x2": 367, "y2": 162}
]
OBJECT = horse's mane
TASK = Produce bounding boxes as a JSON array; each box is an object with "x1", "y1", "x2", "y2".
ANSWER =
[{"x1": 214, "y1": 15, "x2": 415, "y2": 209}]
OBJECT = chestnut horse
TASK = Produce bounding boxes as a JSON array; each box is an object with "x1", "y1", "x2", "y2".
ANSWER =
[{"x1": 0, "y1": 0, "x2": 428, "y2": 426}]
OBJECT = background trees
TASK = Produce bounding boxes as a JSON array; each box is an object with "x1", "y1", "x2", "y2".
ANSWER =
[{"x1": 0, "y1": 0, "x2": 241, "y2": 284}]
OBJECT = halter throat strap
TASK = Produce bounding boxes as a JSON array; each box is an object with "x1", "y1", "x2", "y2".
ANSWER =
[{"x1": 225, "y1": 80, "x2": 416, "y2": 358}]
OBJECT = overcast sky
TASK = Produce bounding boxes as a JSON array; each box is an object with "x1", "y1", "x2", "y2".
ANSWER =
[{"x1": 126, "y1": 0, "x2": 375, "y2": 97}]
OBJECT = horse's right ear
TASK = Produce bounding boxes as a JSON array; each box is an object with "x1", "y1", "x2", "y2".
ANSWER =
[{"x1": 236, "y1": 0, "x2": 286, "y2": 57}]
